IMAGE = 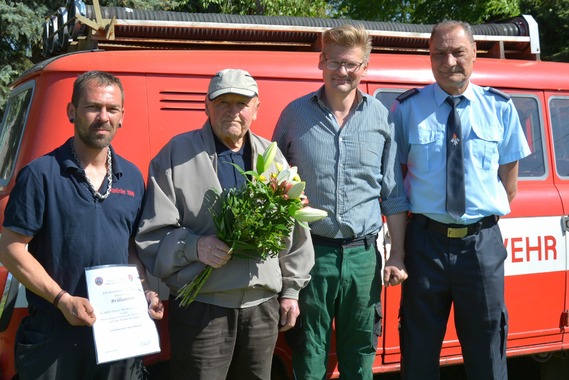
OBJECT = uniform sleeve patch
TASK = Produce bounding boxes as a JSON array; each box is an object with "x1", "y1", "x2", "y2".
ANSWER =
[
  {"x1": 396, "y1": 88, "x2": 420, "y2": 103},
  {"x1": 488, "y1": 87, "x2": 511, "y2": 100}
]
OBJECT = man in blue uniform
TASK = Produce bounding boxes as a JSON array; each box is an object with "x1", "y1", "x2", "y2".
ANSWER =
[
  {"x1": 0, "y1": 71, "x2": 163, "y2": 380},
  {"x1": 391, "y1": 21, "x2": 531, "y2": 380}
]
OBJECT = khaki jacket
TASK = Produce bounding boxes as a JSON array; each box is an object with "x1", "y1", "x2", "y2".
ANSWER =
[{"x1": 135, "y1": 122, "x2": 314, "y2": 308}]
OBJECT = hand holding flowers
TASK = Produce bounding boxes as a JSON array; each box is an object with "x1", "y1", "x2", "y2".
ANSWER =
[{"x1": 176, "y1": 142, "x2": 327, "y2": 307}]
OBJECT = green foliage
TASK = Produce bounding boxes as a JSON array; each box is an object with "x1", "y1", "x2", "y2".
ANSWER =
[
  {"x1": 0, "y1": 0, "x2": 48, "y2": 116},
  {"x1": 176, "y1": 143, "x2": 325, "y2": 307},
  {"x1": 209, "y1": 142, "x2": 318, "y2": 259},
  {"x1": 331, "y1": 0, "x2": 520, "y2": 24},
  {"x1": 180, "y1": 0, "x2": 331, "y2": 16},
  {"x1": 520, "y1": 0, "x2": 569, "y2": 61},
  {"x1": 101, "y1": 0, "x2": 180, "y2": 10},
  {"x1": 413, "y1": 0, "x2": 520, "y2": 24},
  {"x1": 328, "y1": 0, "x2": 415, "y2": 22},
  {"x1": 333, "y1": 0, "x2": 568, "y2": 62}
]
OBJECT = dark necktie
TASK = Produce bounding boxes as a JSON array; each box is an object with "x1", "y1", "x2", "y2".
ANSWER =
[{"x1": 445, "y1": 96, "x2": 465, "y2": 219}]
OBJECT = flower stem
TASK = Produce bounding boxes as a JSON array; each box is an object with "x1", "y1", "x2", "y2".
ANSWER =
[{"x1": 176, "y1": 265, "x2": 213, "y2": 308}]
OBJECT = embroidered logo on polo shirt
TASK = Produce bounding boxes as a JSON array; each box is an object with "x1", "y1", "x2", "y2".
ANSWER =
[{"x1": 111, "y1": 188, "x2": 136, "y2": 197}]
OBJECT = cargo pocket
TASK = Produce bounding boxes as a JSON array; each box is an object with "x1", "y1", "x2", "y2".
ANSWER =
[{"x1": 373, "y1": 303, "x2": 383, "y2": 350}]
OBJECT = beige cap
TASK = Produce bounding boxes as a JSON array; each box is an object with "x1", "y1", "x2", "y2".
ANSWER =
[{"x1": 207, "y1": 69, "x2": 258, "y2": 100}]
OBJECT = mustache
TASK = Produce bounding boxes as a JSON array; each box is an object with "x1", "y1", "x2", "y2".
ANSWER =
[{"x1": 90, "y1": 122, "x2": 111, "y2": 131}]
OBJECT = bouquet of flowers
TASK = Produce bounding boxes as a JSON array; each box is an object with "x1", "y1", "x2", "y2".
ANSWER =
[{"x1": 176, "y1": 142, "x2": 327, "y2": 307}]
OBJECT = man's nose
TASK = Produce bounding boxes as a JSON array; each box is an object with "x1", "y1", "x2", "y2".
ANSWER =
[{"x1": 97, "y1": 108, "x2": 111, "y2": 122}]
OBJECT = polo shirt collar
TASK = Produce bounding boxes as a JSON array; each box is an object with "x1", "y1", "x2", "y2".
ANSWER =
[{"x1": 62, "y1": 137, "x2": 123, "y2": 180}]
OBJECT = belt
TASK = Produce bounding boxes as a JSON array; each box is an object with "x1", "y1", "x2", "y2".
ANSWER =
[
  {"x1": 311, "y1": 233, "x2": 377, "y2": 248},
  {"x1": 410, "y1": 214, "x2": 498, "y2": 239}
]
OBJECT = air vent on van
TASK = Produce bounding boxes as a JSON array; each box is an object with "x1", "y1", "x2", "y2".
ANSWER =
[{"x1": 159, "y1": 91, "x2": 206, "y2": 111}]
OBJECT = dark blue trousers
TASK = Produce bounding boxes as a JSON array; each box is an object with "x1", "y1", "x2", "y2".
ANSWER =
[
  {"x1": 399, "y1": 217, "x2": 508, "y2": 380},
  {"x1": 15, "y1": 307, "x2": 143, "y2": 380}
]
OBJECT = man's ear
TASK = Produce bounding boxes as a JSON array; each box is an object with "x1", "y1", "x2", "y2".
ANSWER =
[
  {"x1": 317, "y1": 53, "x2": 326, "y2": 70},
  {"x1": 204, "y1": 97, "x2": 211, "y2": 117},
  {"x1": 67, "y1": 102, "x2": 75, "y2": 123}
]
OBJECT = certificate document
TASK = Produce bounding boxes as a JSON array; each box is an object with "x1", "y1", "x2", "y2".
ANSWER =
[{"x1": 85, "y1": 264, "x2": 160, "y2": 364}]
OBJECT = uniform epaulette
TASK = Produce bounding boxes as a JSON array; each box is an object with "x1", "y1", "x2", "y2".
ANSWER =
[
  {"x1": 488, "y1": 87, "x2": 511, "y2": 100},
  {"x1": 396, "y1": 88, "x2": 420, "y2": 103}
]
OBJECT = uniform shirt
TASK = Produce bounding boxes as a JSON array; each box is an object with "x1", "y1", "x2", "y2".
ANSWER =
[
  {"x1": 3, "y1": 138, "x2": 145, "y2": 310},
  {"x1": 392, "y1": 82, "x2": 531, "y2": 224},
  {"x1": 273, "y1": 86, "x2": 408, "y2": 239}
]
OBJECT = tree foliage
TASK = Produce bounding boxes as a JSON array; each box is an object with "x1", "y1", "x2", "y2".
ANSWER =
[
  {"x1": 520, "y1": 0, "x2": 569, "y2": 61},
  {"x1": 0, "y1": 0, "x2": 174, "y2": 117},
  {"x1": 330, "y1": 0, "x2": 521, "y2": 24},
  {"x1": 174, "y1": 0, "x2": 331, "y2": 17},
  {"x1": 413, "y1": 0, "x2": 520, "y2": 24},
  {"x1": 333, "y1": 0, "x2": 568, "y2": 62},
  {"x1": 0, "y1": 0, "x2": 48, "y2": 113}
]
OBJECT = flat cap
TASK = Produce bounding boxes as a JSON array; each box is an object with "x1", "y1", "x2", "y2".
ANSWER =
[{"x1": 207, "y1": 69, "x2": 258, "y2": 100}]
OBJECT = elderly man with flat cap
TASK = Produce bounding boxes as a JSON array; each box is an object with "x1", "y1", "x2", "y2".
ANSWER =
[{"x1": 135, "y1": 68, "x2": 314, "y2": 379}]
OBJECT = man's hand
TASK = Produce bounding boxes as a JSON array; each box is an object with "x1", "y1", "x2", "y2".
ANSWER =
[
  {"x1": 145, "y1": 290, "x2": 164, "y2": 320},
  {"x1": 279, "y1": 298, "x2": 300, "y2": 332},
  {"x1": 57, "y1": 293, "x2": 96, "y2": 326},
  {"x1": 197, "y1": 236, "x2": 232, "y2": 268},
  {"x1": 383, "y1": 256, "x2": 408, "y2": 287}
]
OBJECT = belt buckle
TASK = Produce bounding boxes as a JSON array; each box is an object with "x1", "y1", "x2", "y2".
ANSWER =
[{"x1": 447, "y1": 227, "x2": 468, "y2": 238}]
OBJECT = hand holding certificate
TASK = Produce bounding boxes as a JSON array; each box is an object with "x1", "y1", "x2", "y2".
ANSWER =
[{"x1": 85, "y1": 264, "x2": 161, "y2": 364}]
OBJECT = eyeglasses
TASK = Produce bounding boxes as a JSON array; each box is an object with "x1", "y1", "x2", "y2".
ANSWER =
[{"x1": 323, "y1": 54, "x2": 366, "y2": 73}]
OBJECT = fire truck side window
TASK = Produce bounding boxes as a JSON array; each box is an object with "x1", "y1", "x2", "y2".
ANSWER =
[
  {"x1": 512, "y1": 95, "x2": 546, "y2": 178},
  {"x1": 375, "y1": 90, "x2": 402, "y2": 111},
  {"x1": 0, "y1": 81, "x2": 34, "y2": 191},
  {"x1": 549, "y1": 96, "x2": 569, "y2": 177}
]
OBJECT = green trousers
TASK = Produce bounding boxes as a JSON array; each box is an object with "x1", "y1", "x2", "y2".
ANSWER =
[{"x1": 293, "y1": 241, "x2": 382, "y2": 380}]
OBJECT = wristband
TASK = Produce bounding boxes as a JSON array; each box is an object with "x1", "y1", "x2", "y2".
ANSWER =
[{"x1": 53, "y1": 290, "x2": 67, "y2": 307}]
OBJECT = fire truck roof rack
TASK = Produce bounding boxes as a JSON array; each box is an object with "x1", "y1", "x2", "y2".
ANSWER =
[{"x1": 43, "y1": 0, "x2": 541, "y2": 61}]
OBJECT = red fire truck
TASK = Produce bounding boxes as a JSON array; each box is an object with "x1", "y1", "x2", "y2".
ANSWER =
[{"x1": 1, "y1": 1, "x2": 569, "y2": 379}]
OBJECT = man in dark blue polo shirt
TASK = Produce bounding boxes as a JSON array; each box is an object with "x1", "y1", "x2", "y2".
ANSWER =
[{"x1": 0, "y1": 71, "x2": 163, "y2": 380}]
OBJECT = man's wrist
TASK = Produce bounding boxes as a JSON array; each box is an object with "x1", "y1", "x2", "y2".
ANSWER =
[{"x1": 53, "y1": 289, "x2": 68, "y2": 308}]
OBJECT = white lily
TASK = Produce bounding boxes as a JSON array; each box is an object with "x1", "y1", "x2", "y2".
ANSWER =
[
  {"x1": 257, "y1": 142, "x2": 278, "y2": 175},
  {"x1": 277, "y1": 166, "x2": 298, "y2": 185},
  {"x1": 287, "y1": 181, "x2": 306, "y2": 200},
  {"x1": 294, "y1": 207, "x2": 328, "y2": 223}
]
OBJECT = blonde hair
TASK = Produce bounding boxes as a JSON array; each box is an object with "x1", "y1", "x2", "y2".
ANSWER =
[{"x1": 322, "y1": 24, "x2": 372, "y2": 60}]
